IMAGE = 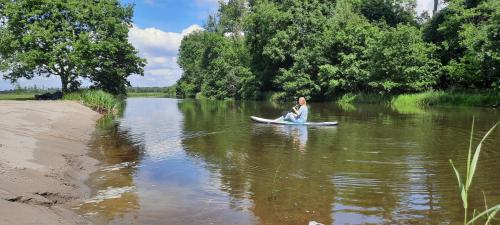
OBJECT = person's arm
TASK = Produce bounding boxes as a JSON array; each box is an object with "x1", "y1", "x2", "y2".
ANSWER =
[{"x1": 293, "y1": 107, "x2": 301, "y2": 116}]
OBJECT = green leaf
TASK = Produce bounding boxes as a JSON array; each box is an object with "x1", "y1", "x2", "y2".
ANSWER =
[
  {"x1": 466, "y1": 118, "x2": 474, "y2": 184},
  {"x1": 450, "y1": 159, "x2": 466, "y2": 208},
  {"x1": 484, "y1": 210, "x2": 497, "y2": 225},
  {"x1": 466, "y1": 205, "x2": 500, "y2": 225},
  {"x1": 466, "y1": 123, "x2": 498, "y2": 189}
]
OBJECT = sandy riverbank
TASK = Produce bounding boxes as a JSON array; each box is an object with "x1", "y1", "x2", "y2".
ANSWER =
[{"x1": 0, "y1": 100, "x2": 100, "y2": 225}]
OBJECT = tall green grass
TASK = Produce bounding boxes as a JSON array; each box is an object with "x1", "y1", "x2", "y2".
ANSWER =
[
  {"x1": 450, "y1": 120, "x2": 499, "y2": 225},
  {"x1": 63, "y1": 90, "x2": 122, "y2": 114},
  {"x1": 336, "y1": 91, "x2": 500, "y2": 110},
  {"x1": 392, "y1": 91, "x2": 500, "y2": 108}
]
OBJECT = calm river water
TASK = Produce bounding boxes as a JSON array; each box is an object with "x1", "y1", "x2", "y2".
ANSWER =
[{"x1": 76, "y1": 98, "x2": 500, "y2": 225}]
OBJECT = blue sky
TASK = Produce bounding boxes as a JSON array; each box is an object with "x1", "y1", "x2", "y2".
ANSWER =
[
  {"x1": 122, "y1": 0, "x2": 217, "y2": 32},
  {"x1": 0, "y1": 0, "x2": 435, "y2": 91}
]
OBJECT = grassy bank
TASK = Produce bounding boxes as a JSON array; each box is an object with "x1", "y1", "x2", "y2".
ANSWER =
[
  {"x1": 0, "y1": 93, "x2": 35, "y2": 100},
  {"x1": 337, "y1": 91, "x2": 500, "y2": 108},
  {"x1": 391, "y1": 91, "x2": 499, "y2": 108},
  {"x1": 63, "y1": 90, "x2": 122, "y2": 114}
]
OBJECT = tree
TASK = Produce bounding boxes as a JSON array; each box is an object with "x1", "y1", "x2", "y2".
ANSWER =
[
  {"x1": 423, "y1": 0, "x2": 499, "y2": 89},
  {"x1": 355, "y1": 0, "x2": 418, "y2": 26},
  {"x1": 246, "y1": 0, "x2": 336, "y2": 100},
  {"x1": 218, "y1": 0, "x2": 248, "y2": 35},
  {"x1": 177, "y1": 31, "x2": 258, "y2": 99},
  {"x1": 366, "y1": 25, "x2": 441, "y2": 93},
  {"x1": 318, "y1": 1, "x2": 377, "y2": 96},
  {"x1": 0, "y1": 0, "x2": 145, "y2": 94}
]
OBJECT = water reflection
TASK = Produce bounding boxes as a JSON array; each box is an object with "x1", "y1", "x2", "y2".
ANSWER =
[
  {"x1": 272, "y1": 125, "x2": 308, "y2": 152},
  {"x1": 77, "y1": 118, "x2": 141, "y2": 224},
  {"x1": 79, "y1": 98, "x2": 500, "y2": 225}
]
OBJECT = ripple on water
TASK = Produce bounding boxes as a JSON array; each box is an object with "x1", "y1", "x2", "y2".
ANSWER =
[{"x1": 82, "y1": 186, "x2": 136, "y2": 204}]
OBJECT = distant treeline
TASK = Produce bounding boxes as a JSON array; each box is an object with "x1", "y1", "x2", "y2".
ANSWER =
[
  {"x1": 0, "y1": 84, "x2": 59, "y2": 94},
  {"x1": 127, "y1": 86, "x2": 176, "y2": 95},
  {"x1": 176, "y1": 0, "x2": 499, "y2": 101}
]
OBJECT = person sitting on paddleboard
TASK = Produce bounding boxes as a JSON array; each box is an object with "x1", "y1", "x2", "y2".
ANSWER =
[{"x1": 283, "y1": 97, "x2": 308, "y2": 123}]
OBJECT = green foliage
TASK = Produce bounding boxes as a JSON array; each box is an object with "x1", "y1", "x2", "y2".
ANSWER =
[
  {"x1": 177, "y1": 25, "x2": 258, "y2": 100},
  {"x1": 248, "y1": 0, "x2": 336, "y2": 100},
  {"x1": 391, "y1": 91, "x2": 500, "y2": 108},
  {"x1": 177, "y1": 0, "x2": 498, "y2": 102},
  {"x1": 354, "y1": 0, "x2": 418, "y2": 27},
  {"x1": 0, "y1": 93, "x2": 35, "y2": 100},
  {"x1": 0, "y1": 0, "x2": 145, "y2": 95},
  {"x1": 318, "y1": 2, "x2": 376, "y2": 96},
  {"x1": 63, "y1": 90, "x2": 121, "y2": 114},
  {"x1": 366, "y1": 25, "x2": 441, "y2": 93},
  {"x1": 423, "y1": 0, "x2": 500, "y2": 89},
  {"x1": 334, "y1": 91, "x2": 500, "y2": 112}
]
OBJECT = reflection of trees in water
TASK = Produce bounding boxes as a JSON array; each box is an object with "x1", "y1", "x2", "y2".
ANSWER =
[
  {"x1": 77, "y1": 117, "x2": 143, "y2": 225},
  {"x1": 178, "y1": 100, "x2": 500, "y2": 224},
  {"x1": 178, "y1": 100, "x2": 336, "y2": 225}
]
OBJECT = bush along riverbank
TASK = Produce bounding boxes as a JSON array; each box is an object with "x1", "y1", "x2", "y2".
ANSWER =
[
  {"x1": 63, "y1": 90, "x2": 123, "y2": 114},
  {"x1": 336, "y1": 91, "x2": 500, "y2": 109}
]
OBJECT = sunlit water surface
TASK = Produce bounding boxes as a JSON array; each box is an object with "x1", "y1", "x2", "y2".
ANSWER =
[{"x1": 76, "y1": 98, "x2": 500, "y2": 225}]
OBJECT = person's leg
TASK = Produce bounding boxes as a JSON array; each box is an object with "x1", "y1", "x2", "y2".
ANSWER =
[
  {"x1": 284, "y1": 113, "x2": 298, "y2": 122},
  {"x1": 282, "y1": 111, "x2": 289, "y2": 118}
]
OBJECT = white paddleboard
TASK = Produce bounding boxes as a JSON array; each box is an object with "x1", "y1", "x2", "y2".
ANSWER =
[{"x1": 250, "y1": 116, "x2": 338, "y2": 126}]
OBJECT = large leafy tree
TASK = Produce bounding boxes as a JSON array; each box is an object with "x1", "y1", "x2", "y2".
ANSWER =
[
  {"x1": 177, "y1": 29, "x2": 257, "y2": 99},
  {"x1": 318, "y1": 1, "x2": 378, "y2": 96},
  {"x1": 423, "y1": 0, "x2": 499, "y2": 89},
  {"x1": 178, "y1": 0, "x2": 258, "y2": 100},
  {"x1": 0, "y1": 0, "x2": 145, "y2": 94},
  {"x1": 246, "y1": 0, "x2": 336, "y2": 100}
]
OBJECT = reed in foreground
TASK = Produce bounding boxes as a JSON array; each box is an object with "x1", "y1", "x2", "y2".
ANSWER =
[
  {"x1": 449, "y1": 120, "x2": 499, "y2": 225},
  {"x1": 63, "y1": 90, "x2": 121, "y2": 114}
]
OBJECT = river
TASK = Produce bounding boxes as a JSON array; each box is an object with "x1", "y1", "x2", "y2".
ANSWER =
[{"x1": 76, "y1": 98, "x2": 500, "y2": 225}]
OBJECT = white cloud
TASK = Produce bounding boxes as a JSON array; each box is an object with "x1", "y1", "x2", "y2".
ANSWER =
[
  {"x1": 128, "y1": 24, "x2": 202, "y2": 57},
  {"x1": 128, "y1": 26, "x2": 182, "y2": 56},
  {"x1": 127, "y1": 24, "x2": 203, "y2": 87},
  {"x1": 181, "y1": 24, "x2": 204, "y2": 36}
]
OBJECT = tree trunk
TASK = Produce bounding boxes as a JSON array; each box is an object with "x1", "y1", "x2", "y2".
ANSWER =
[
  {"x1": 60, "y1": 74, "x2": 69, "y2": 94},
  {"x1": 433, "y1": 0, "x2": 439, "y2": 16}
]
